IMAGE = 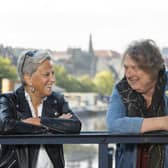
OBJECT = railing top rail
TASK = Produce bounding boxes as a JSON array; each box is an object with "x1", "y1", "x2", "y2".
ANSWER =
[{"x1": 0, "y1": 131, "x2": 168, "y2": 144}]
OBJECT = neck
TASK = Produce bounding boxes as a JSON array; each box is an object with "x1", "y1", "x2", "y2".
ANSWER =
[
  {"x1": 25, "y1": 86, "x2": 42, "y2": 106},
  {"x1": 142, "y1": 81, "x2": 156, "y2": 107}
]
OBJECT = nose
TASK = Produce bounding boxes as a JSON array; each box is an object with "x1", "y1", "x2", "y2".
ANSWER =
[
  {"x1": 52, "y1": 76, "x2": 56, "y2": 83},
  {"x1": 50, "y1": 74, "x2": 56, "y2": 83},
  {"x1": 125, "y1": 68, "x2": 134, "y2": 78}
]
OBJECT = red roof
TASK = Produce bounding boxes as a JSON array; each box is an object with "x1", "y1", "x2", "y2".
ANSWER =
[{"x1": 94, "y1": 50, "x2": 121, "y2": 58}]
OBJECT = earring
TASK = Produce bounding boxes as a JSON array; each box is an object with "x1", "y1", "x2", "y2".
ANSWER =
[{"x1": 30, "y1": 84, "x2": 35, "y2": 93}]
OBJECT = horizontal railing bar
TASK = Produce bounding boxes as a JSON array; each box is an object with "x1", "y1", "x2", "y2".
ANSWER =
[
  {"x1": 1, "y1": 131, "x2": 168, "y2": 168},
  {"x1": 0, "y1": 131, "x2": 168, "y2": 144}
]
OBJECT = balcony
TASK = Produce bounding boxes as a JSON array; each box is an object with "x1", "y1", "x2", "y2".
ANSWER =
[{"x1": 1, "y1": 131, "x2": 168, "y2": 168}]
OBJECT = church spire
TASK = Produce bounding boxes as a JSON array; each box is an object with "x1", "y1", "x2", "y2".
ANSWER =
[{"x1": 89, "y1": 34, "x2": 94, "y2": 55}]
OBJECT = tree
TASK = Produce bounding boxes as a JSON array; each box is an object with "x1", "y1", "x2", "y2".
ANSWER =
[
  {"x1": 78, "y1": 75, "x2": 97, "y2": 92},
  {"x1": 54, "y1": 65, "x2": 98, "y2": 92},
  {"x1": 54, "y1": 64, "x2": 82, "y2": 91},
  {"x1": 0, "y1": 57, "x2": 17, "y2": 79},
  {"x1": 93, "y1": 70, "x2": 114, "y2": 95},
  {"x1": 54, "y1": 64, "x2": 69, "y2": 88},
  {"x1": 54, "y1": 65, "x2": 115, "y2": 94}
]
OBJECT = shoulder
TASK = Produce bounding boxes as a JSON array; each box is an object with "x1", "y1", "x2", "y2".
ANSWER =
[
  {"x1": 47, "y1": 92, "x2": 66, "y2": 104},
  {"x1": 0, "y1": 86, "x2": 25, "y2": 105},
  {"x1": 109, "y1": 85, "x2": 122, "y2": 102},
  {"x1": 0, "y1": 91, "x2": 16, "y2": 104},
  {"x1": 108, "y1": 85, "x2": 126, "y2": 112},
  {"x1": 164, "y1": 95, "x2": 168, "y2": 111},
  {"x1": 112, "y1": 86, "x2": 120, "y2": 95},
  {"x1": 50, "y1": 92, "x2": 64, "y2": 100}
]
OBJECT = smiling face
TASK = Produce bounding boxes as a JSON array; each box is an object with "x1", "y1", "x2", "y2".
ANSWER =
[
  {"x1": 25, "y1": 59, "x2": 56, "y2": 98},
  {"x1": 123, "y1": 55, "x2": 156, "y2": 94}
]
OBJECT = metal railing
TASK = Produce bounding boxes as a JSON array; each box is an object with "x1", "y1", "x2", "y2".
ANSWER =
[{"x1": 1, "y1": 131, "x2": 168, "y2": 168}]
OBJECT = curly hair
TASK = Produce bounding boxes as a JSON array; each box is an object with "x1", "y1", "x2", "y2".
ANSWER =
[{"x1": 123, "y1": 39, "x2": 165, "y2": 79}]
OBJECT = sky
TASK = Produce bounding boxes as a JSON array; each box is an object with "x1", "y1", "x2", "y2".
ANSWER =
[{"x1": 0, "y1": 0, "x2": 168, "y2": 53}]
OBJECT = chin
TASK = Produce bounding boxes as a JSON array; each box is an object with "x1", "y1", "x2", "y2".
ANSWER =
[
  {"x1": 131, "y1": 86, "x2": 140, "y2": 91},
  {"x1": 133, "y1": 88, "x2": 143, "y2": 93},
  {"x1": 45, "y1": 91, "x2": 52, "y2": 96}
]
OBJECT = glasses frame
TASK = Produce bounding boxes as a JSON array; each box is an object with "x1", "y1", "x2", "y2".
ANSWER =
[{"x1": 21, "y1": 50, "x2": 37, "y2": 74}]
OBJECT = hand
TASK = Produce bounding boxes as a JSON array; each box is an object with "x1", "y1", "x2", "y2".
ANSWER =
[
  {"x1": 58, "y1": 113, "x2": 72, "y2": 119},
  {"x1": 161, "y1": 116, "x2": 168, "y2": 131},
  {"x1": 141, "y1": 116, "x2": 168, "y2": 133},
  {"x1": 22, "y1": 117, "x2": 41, "y2": 126}
]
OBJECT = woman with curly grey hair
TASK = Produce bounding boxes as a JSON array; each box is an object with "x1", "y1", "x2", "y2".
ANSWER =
[
  {"x1": 106, "y1": 39, "x2": 168, "y2": 168},
  {"x1": 0, "y1": 50, "x2": 81, "y2": 168}
]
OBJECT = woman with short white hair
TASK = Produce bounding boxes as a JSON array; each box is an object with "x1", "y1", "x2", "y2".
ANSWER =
[{"x1": 0, "y1": 50, "x2": 81, "y2": 168}]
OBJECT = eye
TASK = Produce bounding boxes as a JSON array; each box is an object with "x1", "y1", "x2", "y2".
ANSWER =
[
  {"x1": 123, "y1": 65, "x2": 128, "y2": 71},
  {"x1": 42, "y1": 72, "x2": 50, "y2": 77},
  {"x1": 51, "y1": 71, "x2": 55, "y2": 75},
  {"x1": 41, "y1": 71, "x2": 55, "y2": 77}
]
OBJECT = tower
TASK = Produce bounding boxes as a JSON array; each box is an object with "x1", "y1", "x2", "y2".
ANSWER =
[
  {"x1": 89, "y1": 34, "x2": 94, "y2": 55},
  {"x1": 88, "y1": 34, "x2": 97, "y2": 76}
]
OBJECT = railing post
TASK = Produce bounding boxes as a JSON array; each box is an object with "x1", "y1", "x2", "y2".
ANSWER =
[
  {"x1": 108, "y1": 147, "x2": 113, "y2": 168},
  {"x1": 98, "y1": 143, "x2": 109, "y2": 168}
]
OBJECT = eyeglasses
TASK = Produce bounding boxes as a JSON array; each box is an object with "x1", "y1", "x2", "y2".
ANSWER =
[{"x1": 21, "y1": 50, "x2": 37, "y2": 74}]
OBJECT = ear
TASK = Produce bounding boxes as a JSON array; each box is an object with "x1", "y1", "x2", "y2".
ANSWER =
[{"x1": 23, "y1": 73, "x2": 32, "y2": 86}]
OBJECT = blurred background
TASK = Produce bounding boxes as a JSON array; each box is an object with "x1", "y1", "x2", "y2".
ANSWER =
[{"x1": 1, "y1": 0, "x2": 168, "y2": 167}]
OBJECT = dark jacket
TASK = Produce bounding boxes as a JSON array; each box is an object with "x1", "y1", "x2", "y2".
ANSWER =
[{"x1": 0, "y1": 86, "x2": 81, "y2": 168}]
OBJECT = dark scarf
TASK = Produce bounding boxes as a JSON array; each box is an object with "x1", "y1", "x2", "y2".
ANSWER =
[{"x1": 116, "y1": 68, "x2": 167, "y2": 168}]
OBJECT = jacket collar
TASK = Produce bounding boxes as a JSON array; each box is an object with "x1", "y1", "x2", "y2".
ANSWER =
[
  {"x1": 15, "y1": 86, "x2": 32, "y2": 118},
  {"x1": 14, "y1": 86, "x2": 59, "y2": 117}
]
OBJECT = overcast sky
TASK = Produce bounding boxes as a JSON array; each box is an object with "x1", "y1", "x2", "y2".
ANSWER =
[{"x1": 0, "y1": 0, "x2": 168, "y2": 53}]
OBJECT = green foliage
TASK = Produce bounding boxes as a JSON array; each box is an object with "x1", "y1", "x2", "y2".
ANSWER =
[
  {"x1": 53, "y1": 64, "x2": 69, "y2": 88},
  {"x1": 78, "y1": 75, "x2": 97, "y2": 92},
  {"x1": 54, "y1": 64, "x2": 81, "y2": 91},
  {"x1": 93, "y1": 70, "x2": 114, "y2": 95},
  {"x1": 0, "y1": 57, "x2": 17, "y2": 79},
  {"x1": 54, "y1": 64, "x2": 115, "y2": 94},
  {"x1": 66, "y1": 76, "x2": 82, "y2": 92}
]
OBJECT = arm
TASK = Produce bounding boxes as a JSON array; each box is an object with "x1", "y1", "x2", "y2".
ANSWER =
[
  {"x1": 41, "y1": 94, "x2": 81, "y2": 133},
  {"x1": 140, "y1": 95, "x2": 168, "y2": 133},
  {"x1": 141, "y1": 116, "x2": 168, "y2": 133},
  {"x1": 106, "y1": 87, "x2": 143, "y2": 133},
  {"x1": 0, "y1": 95, "x2": 46, "y2": 134},
  {"x1": 106, "y1": 87, "x2": 168, "y2": 134}
]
